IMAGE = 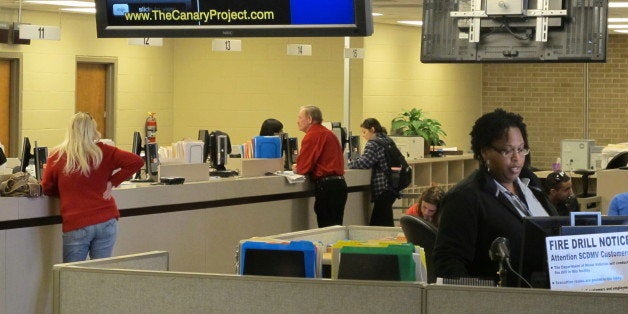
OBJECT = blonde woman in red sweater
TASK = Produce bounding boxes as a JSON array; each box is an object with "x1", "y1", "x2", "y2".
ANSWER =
[{"x1": 42, "y1": 112, "x2": 144, "y2": 262}]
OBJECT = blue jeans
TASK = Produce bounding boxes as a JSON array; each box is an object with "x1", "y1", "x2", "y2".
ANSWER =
[{"x1": 62, "y1": 218, "x2": 118, "y2": 263}]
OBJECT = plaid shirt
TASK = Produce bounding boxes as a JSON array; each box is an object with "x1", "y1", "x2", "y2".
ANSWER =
[{"x1": 348, "y1": 133, "x2": 393, "y2": 199}]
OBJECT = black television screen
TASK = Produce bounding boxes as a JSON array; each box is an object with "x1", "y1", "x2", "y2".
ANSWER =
[
  {"x1": 421, "y1": 0, "x2": 608, "y2": 62},
  {"x1": 95, "y1": 0, "x2": 373, "y2": 38},
  {"x1": 519, "y1": 216, "x2": 628, "y2": 288}
]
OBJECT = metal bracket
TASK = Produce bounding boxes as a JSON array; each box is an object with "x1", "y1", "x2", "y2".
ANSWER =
[{"x1": 450, "y1": 0, "x2": 568, "y2": 43}]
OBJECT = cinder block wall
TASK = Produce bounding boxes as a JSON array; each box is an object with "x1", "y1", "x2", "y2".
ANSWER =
[{"x1": 482, "y1": 35, "x2": 628, "y2": 170}]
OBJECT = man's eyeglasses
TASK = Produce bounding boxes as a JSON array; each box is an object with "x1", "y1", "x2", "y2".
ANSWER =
[{"x1": 491, "y1": 146, "x2": 530, "y2": 158}]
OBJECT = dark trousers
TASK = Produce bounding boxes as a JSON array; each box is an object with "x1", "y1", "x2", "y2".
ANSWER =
[
  {"x1": 370, "y1": 190, "x2": 397, "y2": 226},
  {"x1": 314, "y1": 178, "x2": 348, "y2": 228}
]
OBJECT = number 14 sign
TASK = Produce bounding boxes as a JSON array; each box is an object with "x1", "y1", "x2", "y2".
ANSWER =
[{"x1": 18, "y1": 24, "x2": 61, "y2": 41}]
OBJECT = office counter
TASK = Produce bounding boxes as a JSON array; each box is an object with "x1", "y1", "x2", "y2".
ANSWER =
[{"x1": 0, "y1": 170, "x2": 371, "y2": 314}]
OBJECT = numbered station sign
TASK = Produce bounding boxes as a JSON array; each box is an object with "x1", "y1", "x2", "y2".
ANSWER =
[
  {"x1": 344, "y1": 48, "x2": 365, "y2": 59},
  {"x1": 212, "y1": 39, "x2": 242, "y2": 52},
  {"x1": 18, "y1": 24, "x2": 61, "y2": 41},
  {"x1": 128, "y1": 38, "x2": 164, "y2": 46},
  {"x1": 287, "y1": 44, "x2": 312, "y2": 56}
]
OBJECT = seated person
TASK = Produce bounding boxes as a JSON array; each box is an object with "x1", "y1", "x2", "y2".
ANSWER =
[
  {"x1": 406, "y1": 186, "x2": 444, "y2": 227},
  {"x1": 608, "y1": 192, "x2": 628, "y2": 216},
  {"x1": 259, "y1": 118, "x2": 284, "y2": 136},
  {"x1": 545, "y1": 171, "x2": 579, "y2": 216}
]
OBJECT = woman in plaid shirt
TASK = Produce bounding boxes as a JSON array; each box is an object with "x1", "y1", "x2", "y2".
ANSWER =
[{"x1": 348, "y1": 118, "x2": 398, "y2": 226}]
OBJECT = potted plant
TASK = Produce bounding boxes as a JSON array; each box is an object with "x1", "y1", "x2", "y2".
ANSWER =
[{"x1": 391, "y1": 108, "x2": 446, "y2": 157}]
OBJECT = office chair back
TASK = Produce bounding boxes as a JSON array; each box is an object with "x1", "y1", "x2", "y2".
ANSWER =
[{"x1": 400, "y1": 214, "x2": 438, "y2": 283}]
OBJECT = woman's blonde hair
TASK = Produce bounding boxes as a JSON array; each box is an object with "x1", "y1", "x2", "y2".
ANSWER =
[{"x1": 53, "y1": 112, "x2": 102, "y2": 176}]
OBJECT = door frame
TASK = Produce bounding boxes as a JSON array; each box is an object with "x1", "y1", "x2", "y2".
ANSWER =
[
  {"x1": 0, "y1": 52, "x2": 22, "y2": 157},
  {"x1": 76, "y1": 56, "x2": 117, "y2": 142}
]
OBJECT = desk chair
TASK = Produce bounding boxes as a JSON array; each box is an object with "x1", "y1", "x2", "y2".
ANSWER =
[
  {"x1": 573, "y1": 169, "x2": 602, "y2": 211},
  {"x1": 400, "y1": 214, "x2": 438, "y2": 283}
]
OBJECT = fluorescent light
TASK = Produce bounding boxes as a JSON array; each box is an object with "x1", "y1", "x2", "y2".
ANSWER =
[
  {"x1": 609, "y1": 2, "x2": 628, "y2": 8},
  {"x1": 608, "y1": 24, "x2": 628, "y2": 29},
  {"x1": 372, "y1": 12, "x2": 383, "y2": 17},
  {"x1": 60, "y1": 7, "x2": 95, "y2": 13},
  {"x1": 613, "y1": 29, "x2": 628, "y2": 33},
  {"x1": 25, "y1": 1, "x2": 94, "y2": 7},
  {"x1": 397, "y1": 20, "x2": 423, "y2": 26},
  {"x1": 609, "y1": 18, "x2": 628, "y2": 23}
]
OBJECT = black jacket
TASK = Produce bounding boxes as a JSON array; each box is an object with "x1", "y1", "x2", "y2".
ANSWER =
[{"x1": 433, "y1": 167, "x2": 558, "y2": 286}]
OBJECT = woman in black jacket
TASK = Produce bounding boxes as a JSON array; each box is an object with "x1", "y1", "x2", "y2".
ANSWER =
[{"x1": 433, "y1": 109, "x2": 557, "y2": 287}]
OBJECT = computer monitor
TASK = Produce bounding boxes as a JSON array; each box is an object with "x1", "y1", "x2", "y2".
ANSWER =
[
  {"x1": 131, "y1": 131, "x2": 144, "y2": 179},
  {"x1": 198, "y1": 129, "x2": 210, "y2": 163},
  {"x1": 519, "y1": 216, "x2": 628, "y2": 288},
  {"x1": 242, "y1": 249, "x2": 307, "y2": 278},
  {"x1": 606, "y1": 151, "x2": 628, "y2": 169},
  {"x1": 348, "y1": 134, "x2": 360, "y2": 161},
  {"x1": 19, "y1": 137, "x2": 33, "y2": 173},
  {"x1": 337, "y1": 253, "x2": 401, "y2": 281},
  {"x1": 239, "y1": 241, "x2": 317, "y2": 278},
  {"x1": 209, "y1": 130, "x2": 232, "y2": 171},
  {"x1": 281, "y1": 134, "x2": 298, "y2": 171},
  {"x1": 0, "y1": 146, "x2": 6, "y2": 167}
]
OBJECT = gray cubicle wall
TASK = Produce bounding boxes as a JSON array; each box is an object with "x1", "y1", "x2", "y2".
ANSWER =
[
  {"x1": 424, "y1": 284, "x2": 627, "y2": 313},
  {"x1": 53, "y1": 251, "x2": 628, "y2": 314},
  {"x1": 53, "y1": 251, "x2": 423, "y2": 314}
]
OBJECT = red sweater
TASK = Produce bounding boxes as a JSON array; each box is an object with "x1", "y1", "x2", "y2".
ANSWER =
[
  {"x1": 41, "y1": 142, "x2": 144, "y2": 232},
  {"x1": 296, "y1": 123, "x2": 345, "y2": 180}
]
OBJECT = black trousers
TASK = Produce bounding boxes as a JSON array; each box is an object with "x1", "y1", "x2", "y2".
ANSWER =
[
  {"x1": 370, "y1": 190, "x2": 397, "y2": 226},
  {"x1": 314, "y1": 178, "x2": 348, "y2": 228}
]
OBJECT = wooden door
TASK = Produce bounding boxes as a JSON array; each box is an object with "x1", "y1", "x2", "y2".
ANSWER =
[
  {"x1": 0, "y1": 60, "x2": 10, "y2": 155},
  {"x1": 76, "y1": 63, "x2": 107, "y2": 138}
]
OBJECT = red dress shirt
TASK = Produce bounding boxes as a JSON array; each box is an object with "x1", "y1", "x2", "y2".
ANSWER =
[{"x1": 296, "y1": 123, "x2": 345, "y2": 180}]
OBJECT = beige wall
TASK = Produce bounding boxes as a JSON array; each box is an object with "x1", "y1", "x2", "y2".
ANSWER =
[
  {"x1": 171, "y1": 36, "x2": 363, "y2": 145},
  {"x1": 0, "y1": 10, "x2": 175, "y2": 151},
  {"x1": 363, "y1": 24, "x2": 483, "y2": 152}
]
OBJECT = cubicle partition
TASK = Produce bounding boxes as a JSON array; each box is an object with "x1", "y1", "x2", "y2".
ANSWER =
[
  {"x1": 53, "y1": 251, "x2": 627, "y2": 314},
  {"x1": 53, "y1": 251, "x2": 423, "y2": 314}
]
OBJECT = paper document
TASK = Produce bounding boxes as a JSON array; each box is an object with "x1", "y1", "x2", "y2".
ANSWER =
[{"x1": 274, "y1": 171, "x2": 305, "y2": 184}]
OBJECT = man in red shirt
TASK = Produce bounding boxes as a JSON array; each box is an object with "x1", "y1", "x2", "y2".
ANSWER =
[{"x1": 294, "y1": 105, "x2": 348, "y2": 227}]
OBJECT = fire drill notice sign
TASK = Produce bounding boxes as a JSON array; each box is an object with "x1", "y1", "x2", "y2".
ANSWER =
[{"x1": 545, "y1": 231, "x2": 628, "y2": 292}]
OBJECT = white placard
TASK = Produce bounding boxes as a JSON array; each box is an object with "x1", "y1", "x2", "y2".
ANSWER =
[
  {"x1": 212, "y1": 39, "x2": 242, "y2": 52},
  {"x1": 18, "y1": 24, "x2": 60, "y2": 41},
  {"x1": 344, "y1": 48, "x2": 364, "y2": 59},
  {"x1": 287, "y1": 44, "x2": 312, "y2": 56},
  {"x1": 545, "y1": 231, "x2": 628, "y2": 292},
  {"x1": 128, "y1": 38, "x2": 164, "y2": 46}
]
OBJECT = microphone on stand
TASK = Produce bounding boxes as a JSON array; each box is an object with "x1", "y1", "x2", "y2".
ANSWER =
[{"x1": 489, "y1": 237, "x2": 510, "y2": 287}]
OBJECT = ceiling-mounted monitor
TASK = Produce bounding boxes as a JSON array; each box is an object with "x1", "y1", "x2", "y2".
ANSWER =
[
  {"x1": 95, "y1": 0, "x2": 373, "y2": 38},
  {"x1": 420, "y1": 0, "x2": 608, "y2": 63}
]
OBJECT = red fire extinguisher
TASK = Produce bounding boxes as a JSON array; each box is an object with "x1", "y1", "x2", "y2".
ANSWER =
[{"x1": 145, "y1": 112, "x2": 157, "y2": 143}]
